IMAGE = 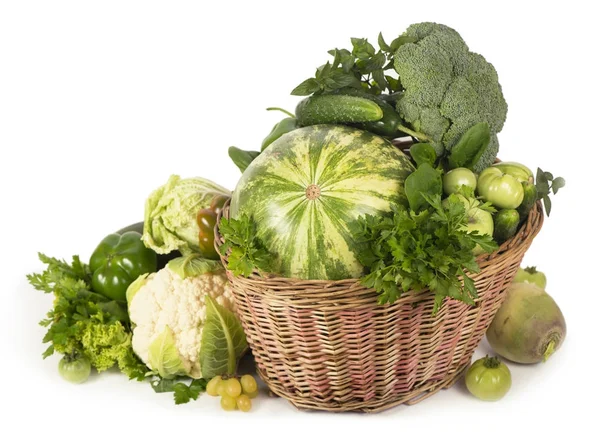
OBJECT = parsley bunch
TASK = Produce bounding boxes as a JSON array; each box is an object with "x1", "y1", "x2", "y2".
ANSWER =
[
  {"x1": 351, "y1": 194, "x2": 498, "y2": 313},
  {"x1": 27, "y1": 253, "x2": 148, "y2": 380},
  {"x1": 218, "y1": 214, "x2": 272, "y2": 277}
]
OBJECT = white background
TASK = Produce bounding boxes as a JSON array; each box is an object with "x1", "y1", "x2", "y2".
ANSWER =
[{"x1": 1, "y1": 1, "x2": 598, "y2": 439}]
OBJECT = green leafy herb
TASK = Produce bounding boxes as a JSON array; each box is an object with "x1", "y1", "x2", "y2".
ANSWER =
[
  {"x1": 291, "y1": 33, "x2": 415, "y2": 96},
  {"x1": 150, "y1": 377, "x2": 208, "y2": 405},
  {"x1": 228, "y1": 147, "x2": 261, "y2": 173},
  {"x1": 535, "y1": 168, "x2": 565, "y2": 216},
  {"x1": 448, "y1": 122, "x2": 491, "y2": 170},
  {"x1": 27, "y1": 253, "x2": 148, "y2": 380},
  {"x1": 351, "y1": 194, "x2": 498, "y2": 313},
  {"x1": 218, "y1": 214, "x2": 272, "y2": 277},
  {"x1": 404, "y1": 163, "x2": 443, "y2": 212},
  {"x1": 199, "y1": 296, "x2": 248, "y2": 379}
]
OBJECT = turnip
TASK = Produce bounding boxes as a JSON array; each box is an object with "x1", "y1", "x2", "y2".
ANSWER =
[{"x1": 486, "y1": 282, "x2": 566, "y2": 364}]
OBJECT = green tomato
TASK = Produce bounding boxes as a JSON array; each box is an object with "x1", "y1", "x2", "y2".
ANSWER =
[
  {"x1": 491, "y1": 161, "x2": 533, "y2": 183},
  {"x1": 196, "y1": 209, "x2": 219, "y2": 260},
  {"x1": 514, "y1": 266, "x2": 547, "y2": 289},
  {"x1": 465, "y1": 355, "x2": 511, "y2": 401},
  {"x1": 443, "y1": 168, "x2": 477, "y2": 195},
  {"x1": 477, "y1": 167, "x2": 524, "y2": 209},
  {"x1": 58, "y1": 355, "x2": 91, "y2": 384}
]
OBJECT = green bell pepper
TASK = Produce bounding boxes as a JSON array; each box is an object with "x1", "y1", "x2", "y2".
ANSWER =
[
  {"x1": 261, "y1": 117, "x2": 299, "y2": 151},
  {"x1": 89, "y1": 231, "x2": 157, "y2": 302}
]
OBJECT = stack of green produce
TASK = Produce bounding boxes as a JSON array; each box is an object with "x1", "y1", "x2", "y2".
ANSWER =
[
  {"x1": 28, "y1": 176, "x2": 254, "y2": 406},
  {"x1": 28, "y1": 21, "x2": 568, "y2": 409},
  {"x1": 224, "y1": 22, "x2": 564, "y2": 311}
]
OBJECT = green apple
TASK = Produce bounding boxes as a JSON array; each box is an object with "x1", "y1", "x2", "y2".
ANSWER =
[{"x1": 449, "y1": 195, "x2": 494, "y2": 255}]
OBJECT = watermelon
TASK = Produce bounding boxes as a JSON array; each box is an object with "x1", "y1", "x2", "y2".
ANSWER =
[{"x1": 229, "y1": 125, "x2": 414, "y2": 280}]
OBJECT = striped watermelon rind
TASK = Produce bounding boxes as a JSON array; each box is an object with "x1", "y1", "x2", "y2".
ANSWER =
[{"x1": 230, "y1": 124, "x2": 414, "y2": 280}]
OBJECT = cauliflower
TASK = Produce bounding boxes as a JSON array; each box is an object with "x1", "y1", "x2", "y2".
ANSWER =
[{"x1": 127, "y1": 257, "x2": 238, "y2": 379}]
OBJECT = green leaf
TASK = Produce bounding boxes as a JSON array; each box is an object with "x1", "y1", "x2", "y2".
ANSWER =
[
  {"x1": 535, "y1": 167, "x2": 565, "y2": 216},
  {"x1": 543, "y1": 195, "x2": 552, "y2": 217},
  {"x1": 199, "y1": 296, "x2": 248, "y2": 379},
  {"x1": 552, "y1": 177, "x2": 566, "y2": 194},
  {"x1": 150, "y1": 377, "x2": 178, "y2": 393},
  {"x1": 390, "y1": 35, "x2": 417, "y2": 52},
  {"x1": 173, "y1": 379, "x2": 207, "y2": 404},
  {"x1": 385, "y1": 75, "x2": 399, "y2": 91},
  {"x1": 324, "y1": 70, "x2": 362, "y2": 90},
  {"x1": 328, "y1": 48, "x2": 342, "y2": 69},
  {"x1": 351, "y1": 37, "x2": 375, "y2": 59},
  {"x1": 372, "y1": 69, "x2": 388, "y2": 91},
  {"x1": 448, "y1": 122, "x2": 491, "y2": 170},
  {"x1": 147, "y1": 325, "x2": 187, "y2": 379},
  {"x1": 378, "y1": 32, "x2": 391, "y2": 52},
  {"x1": 404, "y1": 164, "x2": 443, "y2": 212},
  {"x1": 316, "y1": 62, "x2": 332, "y2": 81},
  {"x1": 291, "y1": 78, "x2": 320, "y2": 96},
  {"x1": 42, "y1": 345, "x2": 55, "y2": 359},
  {"x1": 228, "y1": 147, "x2": 260, "y2": 173},
  {"x1": 219, "y1": 214, "x2": 272, "y2": 277},
  {"x1": 409, "y1": 143, "x2": 437, "y2": 167},
  {"x1": 167, "y1": 254, "x2": 223, "y2": 279}
]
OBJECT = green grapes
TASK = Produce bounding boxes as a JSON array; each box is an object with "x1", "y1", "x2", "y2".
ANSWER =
[
  {"x1": 236, "y1": 394, "x2": 252, "y2": 412},
  {"x1": 220, "y1": 395, "x2": 237, "y2": 411},
  {"x1": 206, "y1": 376, "x2": 222, "y2": 397}
]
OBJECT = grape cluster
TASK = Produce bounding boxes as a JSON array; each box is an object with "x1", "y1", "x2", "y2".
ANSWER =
[{"x1": 206, "y1": 374, "x2": 258, "y2": 412}]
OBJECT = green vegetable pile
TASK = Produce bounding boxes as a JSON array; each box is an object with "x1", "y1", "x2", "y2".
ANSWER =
[
  {"x1": 27, "y1": 21, "x2": 569, "y2": 410},
  {"x1": 28, "y1": 252, "x2": 148, "y2": 381},
  {"x1": 221, "y1": 21, "x2": 565, "y2": 310},
  {"x1": 290, "y1": 22, "x2": 507, "y2": 171},
  {"x1": 28, "y1": 179, "x2": 254, "y2": 408}
]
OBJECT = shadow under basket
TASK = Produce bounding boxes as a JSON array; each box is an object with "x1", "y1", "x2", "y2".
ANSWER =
[{"x1": 215, "y1": 201, "x2": 544, "y2": 413}]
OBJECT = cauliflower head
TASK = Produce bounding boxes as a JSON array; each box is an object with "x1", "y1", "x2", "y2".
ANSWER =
[{"x1": 128, "y1": 264, "x2": 236, "y2": 379}]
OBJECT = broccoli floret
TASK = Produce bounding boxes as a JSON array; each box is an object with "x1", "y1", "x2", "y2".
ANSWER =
[{"x1": 393, "y1": 22, "x2": 507, "y2": 169}]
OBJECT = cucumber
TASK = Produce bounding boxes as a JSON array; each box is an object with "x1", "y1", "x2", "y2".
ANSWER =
[
  {"x1": 325, "y1": 88, "x2": 401, "y2": 137},
  {"x1": 117, "y1": 222, "x2": 181, "y2": 270},
  {"x1": 517, "y1": 182, "x2": 537, "y2": 221},
  {"x1": 494, "y1": 209, "x2": 520, "y2": 244},
  {"x1": 295, "y1": 94, "x2": 383, "y2": 127}
]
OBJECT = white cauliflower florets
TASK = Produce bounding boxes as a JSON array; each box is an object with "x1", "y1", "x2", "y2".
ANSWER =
[{"x1": 128, "y1": 267, "x2": 235, "y2": 378}]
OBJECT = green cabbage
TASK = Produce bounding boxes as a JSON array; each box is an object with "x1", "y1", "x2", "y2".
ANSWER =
[
  {"x1": 142, "y1": 175, "x2": 230, "y2": 255},
  {"x1": 199, "y1": 296, "x2": 247, "y2": 379},
  {"x1": 147, "y1": 325, "x2": 188, "y2": 379}
]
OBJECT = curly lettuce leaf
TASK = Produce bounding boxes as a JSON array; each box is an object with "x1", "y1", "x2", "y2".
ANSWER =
[{"x1": 199, "y1": 296, "x2": 247, "y2": 379}]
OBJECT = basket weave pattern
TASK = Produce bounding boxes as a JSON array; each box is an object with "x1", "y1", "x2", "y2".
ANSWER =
[{"x1": 216, "y1": 201, "x2": 544, "y2": 412}]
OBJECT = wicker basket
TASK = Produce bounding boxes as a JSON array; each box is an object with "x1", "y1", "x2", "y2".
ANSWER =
[{"x1": 215, "y1": 198, "x2": 544, "y2": 413}]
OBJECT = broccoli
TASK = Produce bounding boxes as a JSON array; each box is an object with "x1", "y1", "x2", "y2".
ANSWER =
[{"x1": 393, "y1": 22, "x2": 507, "y2": 172}]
